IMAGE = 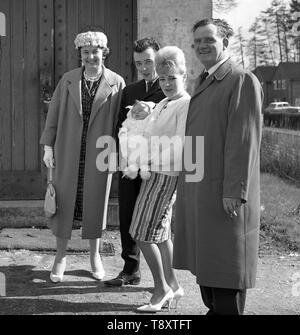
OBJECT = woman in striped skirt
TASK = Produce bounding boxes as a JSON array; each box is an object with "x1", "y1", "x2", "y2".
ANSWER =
[{"x1": 128, "y1": 46, "x2": 191, "y2": 312}]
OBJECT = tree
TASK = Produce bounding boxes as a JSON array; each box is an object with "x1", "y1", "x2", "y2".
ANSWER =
[
  {"x1": 246, "y1": 19, "x2": 274, "y2": 69},
  {"x1": 290, "y1": 0, "x2": 300, "y2": 13},
  {"x1": 290, "y1": 0, "x2": 300, "y2": 61},
  {"x1": 236, "y1": 0, "x2": 299, "y2": 69},
  {"x1": 230, "y1": 27, "x2": 246, "y2": 68},
  {"x1": 213, "y1": 0, "x2": 238, "y2": 14},
  {"x1": 247, "y1": 0, "x2": 297, "y2": 66}
]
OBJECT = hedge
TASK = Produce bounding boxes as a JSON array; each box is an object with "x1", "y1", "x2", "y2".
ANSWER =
[
  {"x1": 260, "y1": 127, "x2": 300, "y2": 182},
  {"x1": 263, "y1": 112, "x2": 300, "y2": 130}
]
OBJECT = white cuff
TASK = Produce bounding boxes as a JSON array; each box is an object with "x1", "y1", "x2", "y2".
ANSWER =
[{"x1": 44, "y1": 145, "x2": 53, "y2": 152}]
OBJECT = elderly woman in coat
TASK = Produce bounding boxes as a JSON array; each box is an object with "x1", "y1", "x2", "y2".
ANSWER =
[{"x1": 40, "y1": 28, "x2": 125, "y2": 283}]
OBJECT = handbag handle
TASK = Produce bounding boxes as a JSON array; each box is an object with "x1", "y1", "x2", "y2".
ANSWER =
[{"x1": 48, "y1": 167, "x2": 53, "y2": 184}]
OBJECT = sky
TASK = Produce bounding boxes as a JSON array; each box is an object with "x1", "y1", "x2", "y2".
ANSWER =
[{"x1": 217, "y1": 0, "x2": 291, "y2": 36}]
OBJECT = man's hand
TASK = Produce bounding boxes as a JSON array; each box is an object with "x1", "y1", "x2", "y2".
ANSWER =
[{"x1": 223, "y1": 198, "x2": 242, "y2": 218}]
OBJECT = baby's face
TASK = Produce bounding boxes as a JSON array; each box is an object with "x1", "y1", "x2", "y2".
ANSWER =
[
  {"x1": 131, "y1": 101, "x2": 151, "y2": 120},
  {"x1": 131, "y1": 101, "x2": 150, "y2": 115}
]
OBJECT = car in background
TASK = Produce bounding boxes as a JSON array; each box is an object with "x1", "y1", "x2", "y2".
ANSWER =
[{"x1": 264, "y1": 102, "x2": 300, "y2": 113}]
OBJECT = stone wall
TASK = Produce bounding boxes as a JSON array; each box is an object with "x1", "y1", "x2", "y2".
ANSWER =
[{"x1": 137, "y1": 0, "x2": 212, "y2": 93}]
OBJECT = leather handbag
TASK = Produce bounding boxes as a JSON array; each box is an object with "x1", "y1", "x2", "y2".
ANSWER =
[{"x1": 44, "y1": 168, "x2": 56, "y2": 218}]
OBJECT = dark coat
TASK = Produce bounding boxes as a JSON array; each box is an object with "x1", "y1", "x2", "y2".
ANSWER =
[
  {"x1": 173, "y1": 59, "x2": 263, "y2": 289},
  {"x1": 40, "y1": 67, "x2": 125, "y2": 239}
]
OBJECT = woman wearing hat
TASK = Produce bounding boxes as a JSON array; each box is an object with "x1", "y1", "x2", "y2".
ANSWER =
[{"x1": 40, "y1": 28, "x2": 125, "y2": 283}]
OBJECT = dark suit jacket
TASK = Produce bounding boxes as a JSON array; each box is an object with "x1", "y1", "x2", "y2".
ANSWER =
[{"x1": 116, "y1": 79, "x2": 165, "y2": 137}]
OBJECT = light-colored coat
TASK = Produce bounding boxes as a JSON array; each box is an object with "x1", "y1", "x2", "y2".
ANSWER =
[
  {"x1": 173, "y1": 59, "x2": 263, "y2": 289},
  {"x1": 40, "y1": 67, "x2": 125, "y2": 239}
]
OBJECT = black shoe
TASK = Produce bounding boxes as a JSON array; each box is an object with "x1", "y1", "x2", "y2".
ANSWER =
[{"x1": 104, "y1": 270, "x2": 141, "y2": 286}]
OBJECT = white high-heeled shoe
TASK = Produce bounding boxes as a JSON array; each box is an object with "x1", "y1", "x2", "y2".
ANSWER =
[
  {"x1": 50, "y1": 272, "x2": 64, "y2": 283},
  {"x1": 173, "y1": 286, "x2": 184, "y2": 309},
  {"x1": 137, "y1": 289, "x2": 174, "y2": 313},
  {"x1": 92, "y1": 269, "x2": 105, "y2": 280},
  {"x1": 91, "y1": 255, "x2": 105, "y2": 280}
]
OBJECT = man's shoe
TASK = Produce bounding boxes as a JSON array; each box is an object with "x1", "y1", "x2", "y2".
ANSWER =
[{"x1": 104, "y1": 271, "x2": 141, "y2": 286}]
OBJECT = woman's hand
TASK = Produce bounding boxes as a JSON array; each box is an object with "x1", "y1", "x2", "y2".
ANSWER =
[{"x1": 43, "y1": 146, "x2": 55, "y2": 168}]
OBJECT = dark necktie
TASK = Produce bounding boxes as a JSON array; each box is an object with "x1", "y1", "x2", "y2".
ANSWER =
[
  {"x1": 146, "y1": 81, "x2": 153, "y2": 92},
  {"x1": 199, "y1": 71, "x2": 209, "y2": 85}
]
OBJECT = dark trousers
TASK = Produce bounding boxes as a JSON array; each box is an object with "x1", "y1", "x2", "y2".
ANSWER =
[
  {"x1": 118, "y1": 173, "x2": 142, "y2": 274},
  {"x1": 200, "y1": 285, "x2": 247, "y2": 315}
]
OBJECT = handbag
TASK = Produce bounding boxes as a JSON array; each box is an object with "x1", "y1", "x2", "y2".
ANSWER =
[{"x1": 44, "y1": 167, "x2": 57, "y2": 218}]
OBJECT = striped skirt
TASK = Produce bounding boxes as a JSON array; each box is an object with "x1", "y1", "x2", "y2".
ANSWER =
[{"x1": 129, "y1": 172, "x2": 178, "y2": 243}]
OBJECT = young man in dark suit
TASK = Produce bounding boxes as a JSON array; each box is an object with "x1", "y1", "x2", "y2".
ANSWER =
[{"x1": 104, "y1": 37, "x2": 165, "y2": 286}]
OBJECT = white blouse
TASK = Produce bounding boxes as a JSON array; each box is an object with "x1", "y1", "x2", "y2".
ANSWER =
[{"x1": 147, "y1": 92, "x2": 191, "y2": 176}]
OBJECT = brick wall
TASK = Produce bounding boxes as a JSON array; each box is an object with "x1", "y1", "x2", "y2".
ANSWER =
[{"x1": 137, "y1": 0, "x2": 212, "y2": 93}]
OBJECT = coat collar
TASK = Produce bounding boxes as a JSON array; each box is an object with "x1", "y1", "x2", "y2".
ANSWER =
[
  {"x1": 67, "y1": 66, "x2": 117, "y2": 124},
  {"x1": 192, "y1": 58, "x2": 233, "y2": 99}
]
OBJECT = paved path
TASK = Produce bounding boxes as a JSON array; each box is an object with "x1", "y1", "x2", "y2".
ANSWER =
[{"x1": 0, "y1": 231, "x2": 299, "y2": 315}]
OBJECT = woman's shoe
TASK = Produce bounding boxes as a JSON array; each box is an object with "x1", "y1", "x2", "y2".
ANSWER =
[
  {"x1": 50, "y1": 272, "x2": 64, "y2": 283},
  {"x1": 50, "y1": 258, "x2": 66, "y2": 283},
  {"x1": 137, "y1": 289, "x2": 174, "y2": 313},
  {"x1": 173, "y1": 286, "x2": 184, "y2": 309},
  {"x1": 91, "y1": 254, "x2": 105, "y2": 280},
  {"x1": 92, "y1": 269, "x2": 105, "y2": 280}
]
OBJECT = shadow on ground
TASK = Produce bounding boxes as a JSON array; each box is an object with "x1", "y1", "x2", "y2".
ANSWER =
[{"x1": 0, "y1": 265, "x2": 153, "y2": 315}]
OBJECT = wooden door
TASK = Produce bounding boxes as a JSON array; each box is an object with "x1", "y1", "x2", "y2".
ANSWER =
[
  {"x1": 0, "y1": 0, "x2": 136, "y2": 200},
  {"x1": 0, "y1": 0, "x2": 47, "y2": 199}
]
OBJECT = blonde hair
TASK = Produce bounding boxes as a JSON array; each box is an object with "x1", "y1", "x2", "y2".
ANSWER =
[{"x1": 155, "y1": 46, "x2": 186, "y2": 76}]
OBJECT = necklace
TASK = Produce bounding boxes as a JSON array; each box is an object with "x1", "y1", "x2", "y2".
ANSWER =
[
  {"x1": 84, "y1": 71, "x2": 102, "y2": 82},
  {"x1": 83, "y1": 71, "x2": 102, "y2": 96}
]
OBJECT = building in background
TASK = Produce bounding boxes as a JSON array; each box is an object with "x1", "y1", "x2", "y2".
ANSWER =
[
  {"x1": 254, "y1": 62, "x2": 300, "y2": 107},
  {"x1": 253, "y1": 66, "x2": 277, "y2": 108}
]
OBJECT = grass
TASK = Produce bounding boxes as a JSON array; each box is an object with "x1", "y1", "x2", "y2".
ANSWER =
[
  {"x1": 260, "y1": 173, "x2": 300, "y2": 252},
  {"x1": 171, "y1": 172, "x2": 300, "y2": 253}
]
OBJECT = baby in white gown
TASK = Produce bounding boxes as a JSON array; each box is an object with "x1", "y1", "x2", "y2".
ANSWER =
[{"x1": 118, "y1": 100, "x2": 156, "y2": 180}]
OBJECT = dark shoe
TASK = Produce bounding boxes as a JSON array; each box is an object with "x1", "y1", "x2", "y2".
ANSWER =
[{"x1": 104, "y1": 271, "x2": 141, "y2": 286}]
